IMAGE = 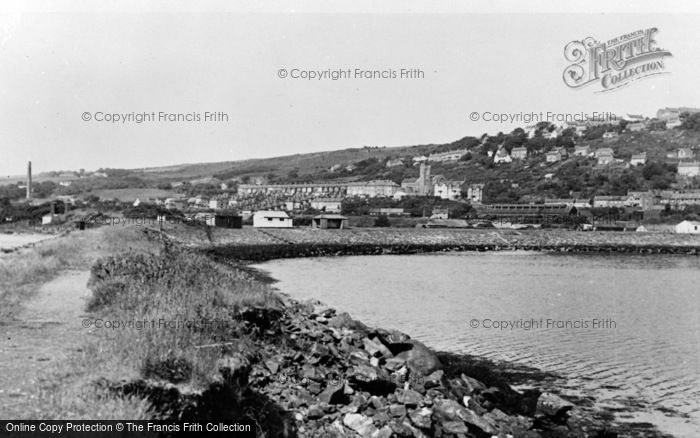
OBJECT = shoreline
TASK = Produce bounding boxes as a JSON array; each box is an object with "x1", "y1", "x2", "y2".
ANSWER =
[{"x1": 4, "y1": 227, "x2": 684, "y2": 437}]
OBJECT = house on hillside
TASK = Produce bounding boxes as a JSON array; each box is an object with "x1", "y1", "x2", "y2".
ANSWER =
[
  {"x1": 596, "y1": 148, "x2": 615, "y2": 165},
  {"x1": 630, "y1": 152, "x2": 647, "y2": 166},
  {"x1": 675, "y1": 220, "x2": 700, "y2": 234},
  {"x1": 493, "y1": 146, "x2": 512, "y2": 164},
  {"x1": 428, "y1": 149, "x2": 468, "y2": 163},
  {"x1": 602, "y1": 131, "x2": 618, "y2": 141},
  {"x1": 209, "y1": 197, "x2": 227, "y2": 210},
  {"x1": 542, "y1": 130, "x2": 559, "y2": 139},
  {"x1": 465, "y1": 183, "x2": 485, "y2": 204},
  {"x1": 574, "y1": 145, "x2": 591, "y2": 157},
  {"x1": 678, "y1": 162, "x2": 700, "y2": 177},
  {"x1": 627, "y1": 122, "x2": 645, "y2": 132},
  {"x1": 253, "y1": 210, "x2": 293, "y2": 228},
  {"x1": 433, "y1": 178, "x2": 464, "y2": 201},
  {"x1": 546, "y1": 151, "x2": 562, "y2": 163},
  {"x1": 164, "y1": 198, "x2": 186, "y2": 210},
  {"x1": 385, "y1": 158, "x2": 404, "y2": 168},
  {"x1": 679, "y1": 148, "x2": 695, "y2": 159},
  {"x1": 430, "y1": 208, "x2": 449, "y2": 220},
  {"x1": 511, "y1": 146, "x2": 528, "y2": 160},
  {"x1": 347, "y1": 180, "x2": 399, "y2": 198}
]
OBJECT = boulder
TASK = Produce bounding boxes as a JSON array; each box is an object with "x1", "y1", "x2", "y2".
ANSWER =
[
  {"x1": 388, "y1": 420, "x2": 415, "y2": 437},
  {"x1": 433, "y1": 398, "x2": 497, "y2": 435},
  {"x1": 343, "y1": 413, "x2": 377, "y2": 436},
  {"x1": 442, "y1": 420, "x2": 470, "y2": 434},
  {"x1": 536, "y1": 392, "x2": 574, "y2": 418},
  {"x1": 384, "y1": 356, "x2": 407, "y2": 372},
  {"x1": 363, "y1": 337, "x2": 394, "y2": 358},
  {"x1": 389, "y1": 404, "x2": 407, "y2": 417},
  {"x1": 307, "y1": 404, "x2": 324, "y2": 419},
  {"x1": 348, "y1": 364, "x2": 397, "y2": 396},
  {"x1": 395, "y1": 340, "x2": 442, "y2": 376},
  {"x1": 396, "y1": 388, "x2": 424, "y2": 407},
  {"x1": 373, "y1": 426, "x2": 393, "y2": 438},
  {"x1": 408, "y1": 407, "x2": 433, "y2": 429},
  {"x1": 264, "y1": 356, "x2": 283, "y2": 375},
  {"x1": 423, "y1": 370, "x2": 444, "y2": 389},
  {"x1": 329, "y1": 312, "x2": 369, "y2": 333},
  {"x1": 460, "y1": 373, "x2": 487, "y2": 394},
  {"x1": 319, "y1": 384, "x2": 347, "y2": 405},
  {"x1": 310, "y1": 342, "x2": 333, "y2": 361}
]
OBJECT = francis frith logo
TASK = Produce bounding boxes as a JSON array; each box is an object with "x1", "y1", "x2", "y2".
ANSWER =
[{"x1": 563, "y1": 28, "x2": 672, "y2": 92}]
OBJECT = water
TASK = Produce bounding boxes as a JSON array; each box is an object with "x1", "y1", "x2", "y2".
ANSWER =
[
  {"x1": 0, "y1": 233, "x2": 51, "y2": 250},
  {"x1": 254, "y1": 252, "x2": 700, "y2": 437}
]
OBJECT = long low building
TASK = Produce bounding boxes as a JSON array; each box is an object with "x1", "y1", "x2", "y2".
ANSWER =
[
  {"x1": 238, "y1": 180, "x2": 400, "y2": 198},
  {"x1": 346, "y1": 180, "x2": 399, "y2": 197},
  {"x1": 238, "y1": 183, "x2": 347, "y2": 196},
  {"x1": 474, "y1": 203, "x2": 577, "y2": 218}
]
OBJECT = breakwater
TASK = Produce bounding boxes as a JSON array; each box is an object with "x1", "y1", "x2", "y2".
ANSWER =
[{"x1": 162, "y1": 227, "x2": 700, "y2": 261}]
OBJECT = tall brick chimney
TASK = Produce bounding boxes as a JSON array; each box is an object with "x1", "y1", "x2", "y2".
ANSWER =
[{"x1": 26, "y1": 161, "x2": 32, "y2": 200}]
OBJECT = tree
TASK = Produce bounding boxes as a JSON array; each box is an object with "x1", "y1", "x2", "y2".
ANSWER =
[
  {"x1": 680, "y1": 112, "x2": 700, "y2": 131},
  {"x1": 374, "y1": 214, "x2": 391, "y2": 227}
]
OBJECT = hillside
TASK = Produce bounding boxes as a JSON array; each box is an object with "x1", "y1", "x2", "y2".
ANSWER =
[{"x1": 3, "y1": 118, "x2": 700, "y2": 204}]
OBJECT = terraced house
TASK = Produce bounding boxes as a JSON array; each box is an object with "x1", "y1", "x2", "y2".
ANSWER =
[
  {"x1": 427, "y1": 149, "x2": 468, "y2": 163},
  {"x1": 346, "y1": 180, "x2": 399, "y2": 197}
]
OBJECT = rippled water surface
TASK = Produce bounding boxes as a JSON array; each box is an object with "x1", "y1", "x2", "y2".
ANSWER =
[{"x1": 255, "y1": 252, "x2": 700, "y2": 437}]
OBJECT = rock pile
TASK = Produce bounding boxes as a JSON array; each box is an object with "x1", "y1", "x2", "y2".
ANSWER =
[{"x1": 236, "y1": 298, "x2": 613, "y2": 438}]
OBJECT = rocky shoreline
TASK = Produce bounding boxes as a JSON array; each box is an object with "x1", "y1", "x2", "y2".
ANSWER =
[
  {"x1": 107, "y1": 290, "x2": 618, "y2": 437},
  {"x1": 97, "y1": 227, "x2": 684, "y2": 437}
]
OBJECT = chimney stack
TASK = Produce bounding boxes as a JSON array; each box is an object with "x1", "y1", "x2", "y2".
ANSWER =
[{"x1": 26, "y1": 161, "x2": 32, "y2": 200}]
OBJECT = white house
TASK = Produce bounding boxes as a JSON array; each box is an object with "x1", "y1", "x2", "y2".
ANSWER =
[
  {"x1": 433, "y1": 179, "x2": 464, "y2": 200},
  {"x1": 675, "y1": 220, "x2": 700, "y2": 234},
  {"x1": 253, "y1": 210, "x2": 293, "y2": 228},
  {"x1": 678, "y1": 162, "x2": 700, "y2": 177},
  {"x1": 310, "y1": 198, "x2": 342, "y2": 213},
  {"x1": 511, "y1": 146, "x2": 528, "y2": 160},
  {"x1": 42, "y1": 214, "x2": 65, "y2": 225},
  {"x1": 428, "y1": 149, "x2": 468, "y2": 163},
  {"x1": 630, "y1": 152, "x2": 647, "y2": 166},
  {"x1": 574, "y1": 145, "x2": 591, "y2": 157},
  {"x1": 546, "y1": 151, "x2": 562, "y2": 163},
  {"x1": 493, "y1": 146, "x2": 512, "y2": 164}
]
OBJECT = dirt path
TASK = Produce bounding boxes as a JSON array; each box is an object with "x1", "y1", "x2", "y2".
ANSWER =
[{"x1": 0, "y1": 270, "x2": 92, "y2": 418}]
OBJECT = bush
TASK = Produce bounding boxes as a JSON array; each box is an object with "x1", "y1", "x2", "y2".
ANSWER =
[{"x1": 374, "y1": 215, "x2": 391, "y2": 227}]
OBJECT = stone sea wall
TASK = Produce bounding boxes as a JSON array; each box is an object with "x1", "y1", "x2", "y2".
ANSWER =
[{"x1": 161, "y1": 227, "x2": 700, "y2": 261}]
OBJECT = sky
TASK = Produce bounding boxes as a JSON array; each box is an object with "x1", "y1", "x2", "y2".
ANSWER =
[{"x1": 1, "y1": 0, "x2": 700, "y2": 177}]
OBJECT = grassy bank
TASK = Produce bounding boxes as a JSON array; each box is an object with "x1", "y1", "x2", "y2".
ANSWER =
[{"x1": 0, "y1": 228, "x2": 154, "y2": 323}]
